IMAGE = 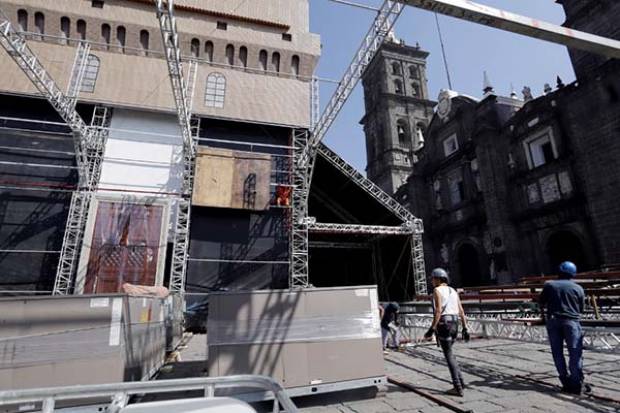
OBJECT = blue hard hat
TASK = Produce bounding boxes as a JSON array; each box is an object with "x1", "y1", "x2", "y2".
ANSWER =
[{"x1": 559, "y1": 261, "x2": 577, "y2": 277}]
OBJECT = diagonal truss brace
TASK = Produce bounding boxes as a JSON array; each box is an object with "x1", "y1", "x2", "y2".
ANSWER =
[
  {"x1": 66, "y1": 41, "x2": 91, "y2": 112},
  {"x1": 0, "y1": 11, "x2": 93, "y2": 186},
  {"x1": 153, "y1": 0, "x2": 194, "y2": 158}
]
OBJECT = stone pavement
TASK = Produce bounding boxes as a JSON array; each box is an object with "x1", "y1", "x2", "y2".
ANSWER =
[
  {"x1": 292, "y1": 339, "x2": 620, "y2": 413},
  {"x1": 155, "y1": 335, "x2": 620, "y2": 412}
]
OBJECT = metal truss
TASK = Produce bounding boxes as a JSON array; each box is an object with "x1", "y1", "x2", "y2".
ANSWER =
[
  {"x1": 186, "y1": 59, "x2": 198, "y2": 113},
  {"x1": 290, "y1": 129, "x2": 311, "y2": 288},
  {"x1": 0, "y1": 10, "x2": 92, "y2": 185},
  {"x1": 401, "y1": 0, "x2": 620, "y2": 60},
  {"x1": 168, "y1": 117, "x2": 199, "y2": 293},
  {"x1": 153, "y1": 0, "x2": 198, "y2": 293},
  {"x1": 307, "y1": 221, "x2": 413, "y2": 235},
  {"x1": 66, "y1": 41, "x2": 90, "y2": 111},
  {"x1": 153, "y1": 0, "x2": 194, "y2": 155},
  {"x1": 53, "y1": 106, "x2": 111, "y2": 295},
  {"x1": 318, "y1": 144, "x2": 414, "y2": 223},
  {"x1": 400, "y1": 314, "x2": 620, "y2": 353},
  {"x1": 310, "y1": 76, "x2": 320, "y2": 130},
  {"x1": 0, "y1": 8, "x2": 112, "y2": 294},
  {"x1": 309, "y1": 0, "x2": 404, "y2": 149},
  {"x1": 316, "y1": 144, "x2": 427, "y2": 294}
]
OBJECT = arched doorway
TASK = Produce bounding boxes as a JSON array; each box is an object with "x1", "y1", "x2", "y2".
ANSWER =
[
  {"x1": 457, "y1": 243, "x2": 483, "y2": 287},
  {"x1": 546, "y1": 230, "x2": 588, "y2": 273}
]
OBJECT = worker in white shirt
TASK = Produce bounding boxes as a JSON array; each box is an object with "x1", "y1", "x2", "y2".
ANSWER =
[{"x1": 424, "y1": 268, "x2": 470, "y2": 396}]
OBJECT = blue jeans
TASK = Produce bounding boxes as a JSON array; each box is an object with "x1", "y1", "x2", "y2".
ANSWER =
[{"x1": 546, "y1": 317, "x2": 584, "y2": 391}]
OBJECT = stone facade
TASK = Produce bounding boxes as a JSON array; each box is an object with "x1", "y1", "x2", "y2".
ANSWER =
[
  {"x1": 0, "y1": 0, "x2": 320, "y2": 127},
  {"x1": 381, "y1": 3, "x2": 620, "y2": 286},
  {"x1": 360, "y1": 40, "x2": 436, "y2": 195}
]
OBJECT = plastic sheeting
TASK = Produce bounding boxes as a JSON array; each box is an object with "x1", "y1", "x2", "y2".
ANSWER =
[{"x1": 208, "y1": 312, "x2": 381, "y2": 345}]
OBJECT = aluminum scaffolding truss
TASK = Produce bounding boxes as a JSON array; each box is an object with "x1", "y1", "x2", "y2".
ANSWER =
[
  {"x1": 66, "y1": 41, "x2": 91, "y2": 112},
  {"x1": 400, "y1": 314, "x2": 620, "y2": 353},
  {"x1": 290, "y1": 129, "x2": 311, "y2": 288},
  {"x1": 317, "y1": 144, "x2": 427, "y2": 294},
  {"x1": 53, "y1": 106, "x2": 111, "y2": 295},
  {"x1": 307, "y1": 221, "x2": 413, "y2": 235},
  {"x1": 310, "y1": 76, "x2": 320, "y2": 130},
  {"x1": 0, "y1": 10, "x2": 91, "y2": 183},
  {"x1": 153, "y1": 0, "x2": 197, "y2": 292},
  {"x1": 153, "y1": 0, "x2": 194, "y2": 153},
  {"x1": 0, "y1": 8, "x2": 112, "y2": 295},
  {"x1": 290, "y1": 0, "x2": 407, "y2": 290},
  {"x1": 309, "y1": 0, "x2": 404, "y2": 149}
]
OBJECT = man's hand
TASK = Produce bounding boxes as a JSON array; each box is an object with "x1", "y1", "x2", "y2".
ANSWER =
[
  {"x1": 424, "y1": 326, "x2": 435, "y2": 340},
  {"x1": 462, "y1": 328, "x2": 470, "y2": 343}
]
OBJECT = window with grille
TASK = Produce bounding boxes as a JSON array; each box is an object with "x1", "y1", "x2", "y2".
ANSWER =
[
  {"x1": 80, "y1": 54, "x2": 100, "y2": 93},
  {"x1": 205, "y1": 73, "x2": 226, "y2": 108}
]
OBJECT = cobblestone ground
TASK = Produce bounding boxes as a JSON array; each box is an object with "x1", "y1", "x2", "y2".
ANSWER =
[
  {"x1": 158, "y1": 335, "x2": 619, "y2": 412},
  {"x1": 293, "y1": 339, "x2": 620, "y2": 413}
]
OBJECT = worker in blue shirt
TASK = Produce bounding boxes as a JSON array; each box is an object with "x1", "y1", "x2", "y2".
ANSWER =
[{"x1": 538, "y1": 261, "x2": 590, "y2": 395}]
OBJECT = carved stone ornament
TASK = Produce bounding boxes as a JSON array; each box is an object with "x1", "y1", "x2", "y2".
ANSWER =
[{"x1": 437, "y1": 89, "x2": 453, "y2": 120}]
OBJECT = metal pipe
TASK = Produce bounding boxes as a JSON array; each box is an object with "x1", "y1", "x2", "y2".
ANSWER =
[
  {"x1": 187, "y1": 258, "x2": 290, "y2": 265},
  {"x1": 327, "y1": 0, "x2": 381, "y2": 12},
  {"x1": 0, "y1": 249, "x2": 60, "y2": 253},
  {"x1": 0, "y1": 160, "x2": 78, "y2": 169}
]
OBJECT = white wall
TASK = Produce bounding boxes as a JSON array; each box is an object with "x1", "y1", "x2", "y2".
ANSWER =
[{"x1": 99, "y1": 109, "x2": 184, "y2": 195}]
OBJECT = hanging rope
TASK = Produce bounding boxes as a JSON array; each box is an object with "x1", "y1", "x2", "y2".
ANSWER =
[{"x1": 434, "y1": 12, "x2": 453, "y2": 90}]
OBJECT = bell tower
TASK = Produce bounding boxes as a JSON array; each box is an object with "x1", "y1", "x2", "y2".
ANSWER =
[{"x1": 360, "y1": 37, "x2": 435, "y2": 195}]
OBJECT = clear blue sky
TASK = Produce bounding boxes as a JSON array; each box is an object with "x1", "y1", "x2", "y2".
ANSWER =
[{"x1": 309, "y1": 0, "x2": 576, "y2": 173}]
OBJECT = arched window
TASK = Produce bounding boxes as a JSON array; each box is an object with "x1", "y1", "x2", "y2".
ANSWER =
[
  {"x1": 391, "y1": 62, "x2": 401, "y2": 75},
  {"x1": 394, "y1": 79, "x2": 403, "y2": 94},
  {"x1": 80, "y1": 54, "x2": 100, "y2": 93},
  {"x1": 190, "y1": 38, "x2": 200, "y2": 58},
  {"x1": 411, "y1": 83, "x2": 420, "y2": 96},
  {"x1": 397, "y1": 119, "x2": 409, "y2": 147},
  {"x1": 101, "y1": 24, "x2": 111, "y2": 49},
  {"x1": 117, "y1": 26, "x2": 126, "y2": 53},
  {"x1": 291, "y1": 55, "x2": 300, "y2": 77},
  {"x1": 239, "y1": 46, "x2": 248, "y2": 68},
  {"x1": 272, "y1": 52, "x2": 280, "y2": 73},
  {"x1": 225, "y1": 44, "x2": 234, "y2": 66},
  {"x1": 34, "y1": 12, "x2": 44, "y2": 35},
  {"x1": 409, "y1": 65, "x2": 419, "y2": 79},
  {"x1": 140, "y1": 30, "x2": 149, "y2": 54},
  {"x1": 205, "y1": 41, "x2": 213, "y2": 62},
  {"x1": 259, "y1": 50, "x2": 267, "y2": 71},
  {"x1": 77, "y1": 20, "x2": 86, "y2": 40},
  {"x1": 17, "y1": 9, "x2": 28, "y2": 32},
  {"x1": 205, "y1": 72, "x2": 226, "y2": 108},
  {"x1": 60, "y1": 17, "x2": 70, "y2": 44}
]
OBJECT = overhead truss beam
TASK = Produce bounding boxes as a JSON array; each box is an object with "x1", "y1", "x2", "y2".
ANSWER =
[
  {"x1": 307, "y1": 221, "x2": 413, "y2": 235},
  {"x1": 401, "y1": 0, "x2": 620, "y2": 60}
]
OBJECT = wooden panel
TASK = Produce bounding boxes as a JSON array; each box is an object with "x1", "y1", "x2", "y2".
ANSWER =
[
  {"x1": 231, "y1": 152, "x2": 272, "y2": 210},
  {"x1": 193, "y1": 147, "x2": 271, "y2": 211},
  {"x1": 193, "y1": 147, "x2": 235, "y2": 208}
]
